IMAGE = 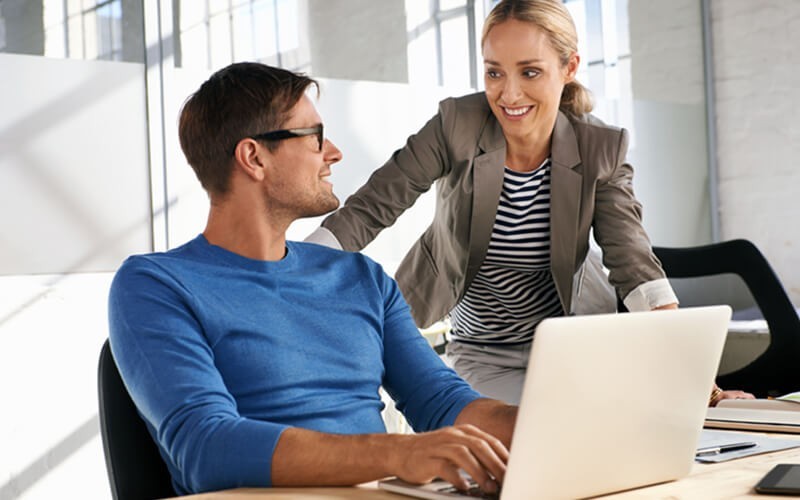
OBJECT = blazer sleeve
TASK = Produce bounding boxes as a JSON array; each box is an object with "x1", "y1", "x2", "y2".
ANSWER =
[
  {"x1": 321, "y1": 104, "x2": 453, "y2": 251},
  {"x1": 591, "y1": 128, "x2": 667, "y2": 300}
]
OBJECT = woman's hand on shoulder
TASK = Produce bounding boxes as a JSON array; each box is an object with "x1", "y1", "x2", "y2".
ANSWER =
[{"x1": 652, "y1": 303, "x2": 678, "y2": 311}]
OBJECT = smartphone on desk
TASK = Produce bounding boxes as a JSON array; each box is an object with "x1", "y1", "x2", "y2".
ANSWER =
[{"x1": 755, "y1": 464, "x2": 800, "y2": 495}]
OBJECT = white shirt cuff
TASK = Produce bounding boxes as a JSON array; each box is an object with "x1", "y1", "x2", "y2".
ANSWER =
[
  {"x1": 304, "y1": 226, "x2": 343, "y2": 250},
  {"x1": 623, "y1": 278, "x2": 679, "y2": 312}
]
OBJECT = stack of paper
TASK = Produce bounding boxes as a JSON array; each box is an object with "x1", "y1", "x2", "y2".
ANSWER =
[{"x1": 706, "y1": 392, "x2": 800, "y2": 433}]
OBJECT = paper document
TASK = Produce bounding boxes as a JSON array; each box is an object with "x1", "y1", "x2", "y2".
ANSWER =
[
  {"x1": 717, "y1": 399, "x2": 800, "y2": 411},
  {"x1": 728, "y1": 320, "x2": 768, "y2": 333},
  {"x1": 696, "y1": 429, "x2": 800, "y2": 463},
  {"x1": 705, "y1": 407, "x2": 800, "y2": 433},
  {"x1": 716, "y1": 391, "x2": 800, "y2": 412},
  {"x1": 777, "y1": 391, "x2": 800, "y2": 404}
]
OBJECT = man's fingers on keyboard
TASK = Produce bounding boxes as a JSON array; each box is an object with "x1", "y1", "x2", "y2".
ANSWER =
[{"x1": 437, "y1": 463, "x2": 470, "y2": 491}]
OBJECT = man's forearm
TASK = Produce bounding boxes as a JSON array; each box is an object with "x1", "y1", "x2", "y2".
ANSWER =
[
  {"x1": 271, "y1": 423, "x2": 510, "y2": 491},
  {"x1": 455, "y1": 398, "x2": 518, "y2": 448},
  {"x1": 271, "y1": 427, "x2": 402, "y2": 486}
]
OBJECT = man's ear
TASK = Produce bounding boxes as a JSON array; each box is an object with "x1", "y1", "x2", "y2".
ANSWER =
[{"x1": 232, "y1": 138, "x2": 268, "y2": 182}]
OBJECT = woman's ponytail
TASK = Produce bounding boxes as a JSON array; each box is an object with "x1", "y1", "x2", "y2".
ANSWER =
[{"x1": 560, "y1": 80, "x2": 593, "y2": 116}]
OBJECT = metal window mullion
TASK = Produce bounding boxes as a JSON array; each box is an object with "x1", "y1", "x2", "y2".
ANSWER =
[
  {"x1": 467, "y1": 0, "x2": 476, "y2": 89},
  {"x1": 701, "y1": 0, "x2": 720, "y2": 242},
  {"x1": 250, "y1": 0, "x2": 256, "y2": 60},
  {"x1": 272, "y1": 0, "x2": 281, "y2": 66},
  {"x1": 205, "y1": 0, "x2": 212, "y2": 69},
  {"x1": 433, "y1": 0, "x2": 443, "y2": 86},
  {"x1": 228, "y1": 0, "x2": 235, "y2": 63},
  {"x1": 143, "y1": 0, "x2": 174, "y2": 251}
]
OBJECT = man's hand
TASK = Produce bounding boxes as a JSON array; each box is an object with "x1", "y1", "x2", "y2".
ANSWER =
[
  {"x1": 271, "y1": 398, "x2": 516, "y2": 491},
  {"x1": 391, "y1": 424, "x2": 509, "y2": 493},
  {"x1": 271, "y1": 424, "x2": 509, "y2": 492}
]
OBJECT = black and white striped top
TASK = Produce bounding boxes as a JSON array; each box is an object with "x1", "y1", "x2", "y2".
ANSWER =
[{"x1": 450, "y1": 160, "x2": 564, "y2": 345}]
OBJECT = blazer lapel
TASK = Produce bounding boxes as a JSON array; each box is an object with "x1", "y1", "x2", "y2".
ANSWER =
[
  {"x1": 549, "y1": 111, "x2": 583, "y2": 313},
  {"x1": 465, "y1": 117, "x2": 506, "y2": 291}
]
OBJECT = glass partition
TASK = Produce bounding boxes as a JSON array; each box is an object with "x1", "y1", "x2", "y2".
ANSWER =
[
  {"x1": 0, "y1": 1, "x2": 149, "y2": 498},
  {"x1": 0, "y1": 0, "x2": 150, "y2": 275}
]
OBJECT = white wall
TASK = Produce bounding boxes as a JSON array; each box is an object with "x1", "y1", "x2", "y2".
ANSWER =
[
  {"x1": 710, "y1": 0, "x2": 800, "y2": 304},
  {"x1": 0, "y1": 274, "x2": 111, "y2": 500},
  {"x1": 307, "y1": 0, "x2": 408, "y2": 83},
  {"x1": 627, "y1": 0, "x2": 712, "y2": 247},
  {"x1": 625, "y1": 0, "x2": 800, "y2": 305}
]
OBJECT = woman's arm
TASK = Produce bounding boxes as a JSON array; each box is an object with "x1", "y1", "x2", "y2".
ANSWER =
[
  {"x1": 321, "y1": 108, "x2": 452, "y2": 251},
  {"x1": 591, "y1": 128, "x2": 678, "y2": 310}
]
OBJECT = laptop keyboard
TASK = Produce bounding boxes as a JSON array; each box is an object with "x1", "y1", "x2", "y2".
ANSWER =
[{"x1": 437, "y1": 480, "x2": 500, "y2": 499}]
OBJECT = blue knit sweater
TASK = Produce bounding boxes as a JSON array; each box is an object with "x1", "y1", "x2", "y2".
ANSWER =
[{"x1": 108, "y1": 235, "x2": 480, "y2": 494}]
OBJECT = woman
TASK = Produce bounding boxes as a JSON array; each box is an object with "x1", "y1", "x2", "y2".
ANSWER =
[{"x1": 307, "y1": 0, "x2": 750, "y2": 406}]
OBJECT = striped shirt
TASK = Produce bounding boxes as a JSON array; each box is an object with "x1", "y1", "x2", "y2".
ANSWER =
[{"x1": 450, "y1": 160, "x2": 564, "y2": 345}]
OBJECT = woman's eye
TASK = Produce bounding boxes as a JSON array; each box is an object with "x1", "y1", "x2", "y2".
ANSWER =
[
  {"x1": 486, "y1": 70, "x2": 501, "y2": 79},
  {"x1": 523, "y1": 69, "x2": 540, "y2": 78}
]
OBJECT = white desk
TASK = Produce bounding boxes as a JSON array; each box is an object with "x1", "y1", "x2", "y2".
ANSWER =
[{"x1": 172, "y1": 435, "x2": 800, "y2": 500}]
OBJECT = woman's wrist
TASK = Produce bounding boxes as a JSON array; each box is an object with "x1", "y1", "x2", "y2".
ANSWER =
[{"x1": 709, "y1": 385, "x2": 723, "y2": 406}]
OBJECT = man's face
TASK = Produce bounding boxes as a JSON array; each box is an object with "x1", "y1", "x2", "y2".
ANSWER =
[{"x1": 263, "y1": 95, "x2": 343, "y2": 220}]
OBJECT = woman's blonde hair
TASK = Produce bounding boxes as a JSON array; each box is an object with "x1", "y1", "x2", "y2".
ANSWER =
[{"x1": 482, "y1": 0, "x2": 593, "y2": 115}]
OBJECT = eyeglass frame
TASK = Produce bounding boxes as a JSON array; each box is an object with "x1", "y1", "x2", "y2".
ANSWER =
[{"x1": 239, "y1": 123, "x2": 324, "y2": 154}]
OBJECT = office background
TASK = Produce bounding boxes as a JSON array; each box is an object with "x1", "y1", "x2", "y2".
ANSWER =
[{"x1": 0, "y1": 0, "x2": 797, "y2": 498}]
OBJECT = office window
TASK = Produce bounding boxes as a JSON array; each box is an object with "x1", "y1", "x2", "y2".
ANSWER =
[
  {"x1": 176, "y1": 0, "x2": 308, "y2": 71},
  {"x1": 0, "y1": 0, "x2": 142, "y2": 62},
  {"x1": 564, "y1": 0, "x2": 633, "y2": 129},
  {"x1": 50, "y1": 0, "x2": 123, "y2": 60},
  {"x1": 404, "y1": 0, "x2": 631, "y2": 100},
  {"x1": 406, "y1": 0, "x2": 478, "y2": 88}
]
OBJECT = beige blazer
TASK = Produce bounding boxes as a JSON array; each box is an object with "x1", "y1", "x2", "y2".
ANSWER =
[{"x1": 322, "y1": 92, "x2": 666, "y2": 327}]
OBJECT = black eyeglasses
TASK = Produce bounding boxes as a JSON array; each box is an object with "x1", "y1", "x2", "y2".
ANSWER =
[{"x1": 247, "y1": 123, "x2": 324, "y2": 152}]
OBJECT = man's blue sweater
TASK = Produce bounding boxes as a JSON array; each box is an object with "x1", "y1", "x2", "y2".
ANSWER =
[{"x1": 108, "y1": 235, "x2": 480, "y2": 494}]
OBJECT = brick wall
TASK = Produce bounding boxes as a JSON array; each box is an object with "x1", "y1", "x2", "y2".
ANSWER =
[{"x1": 711, "y1": 0, "x2": 800, "y2": 303}]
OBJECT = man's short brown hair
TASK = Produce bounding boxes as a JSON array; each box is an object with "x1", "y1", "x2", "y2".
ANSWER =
[{"x1": 178, "y1": 62, "x2": 318, "y2": 196}]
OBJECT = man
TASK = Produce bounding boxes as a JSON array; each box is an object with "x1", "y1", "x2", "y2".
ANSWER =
[{"x1": 108, "y1": 62, "x2": 517, "y2": 496}]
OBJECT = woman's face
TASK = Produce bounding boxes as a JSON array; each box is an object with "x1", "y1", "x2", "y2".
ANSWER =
[{"x1": 482, "y1": 18, "x2": 578, "y2": 144}]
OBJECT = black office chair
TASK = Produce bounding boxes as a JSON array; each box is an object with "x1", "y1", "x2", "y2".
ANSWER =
[
  {"x1": 98, "y1": 339, "x2": 176, "y2": 500},
  {"x1": 652, "y1": 239, "x2": 800, "y2": 398}
]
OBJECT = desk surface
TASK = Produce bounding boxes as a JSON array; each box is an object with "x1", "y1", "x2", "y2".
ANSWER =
[{"x1": 171, "y1": 438, "x2": 800, "y2": 500}]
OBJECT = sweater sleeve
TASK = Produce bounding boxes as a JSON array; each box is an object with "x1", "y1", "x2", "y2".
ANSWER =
[
  {"x1": 377, "y1": 270, "x2": 481, "y2": 430},
  {"x1": 108, "y1": 257, "x2": 288, "y2": 494}
]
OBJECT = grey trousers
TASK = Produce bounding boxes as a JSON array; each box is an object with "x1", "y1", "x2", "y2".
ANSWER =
[{"x1": 445, "y1": 340, "x2": 532, "y2": 405}]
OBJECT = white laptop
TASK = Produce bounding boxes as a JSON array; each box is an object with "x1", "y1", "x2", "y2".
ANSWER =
[{"x1": 379, "y1": 306, "x2": 731, "y2": 499}]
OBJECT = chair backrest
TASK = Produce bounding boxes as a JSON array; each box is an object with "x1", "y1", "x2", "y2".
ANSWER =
[
  {"x1": 98, "y1": 339, "x2": 176, "y2": 500},
  {"x1": 653, "y1": 239, "x2": 800, "y2": 398}
]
